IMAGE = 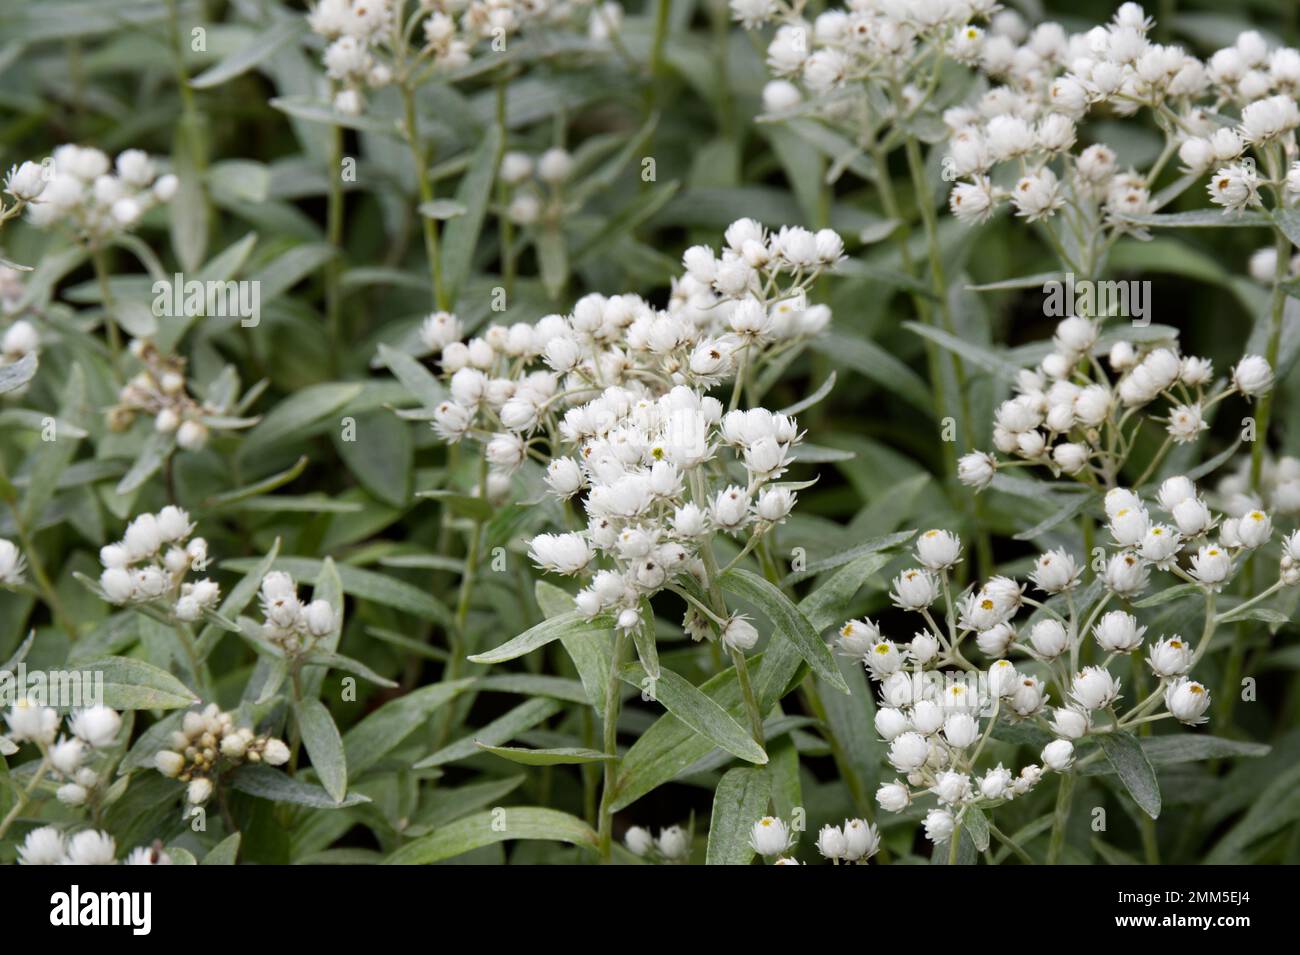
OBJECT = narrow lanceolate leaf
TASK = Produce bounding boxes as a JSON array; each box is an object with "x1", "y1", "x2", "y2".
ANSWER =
[
  {"x1": 293, "y1": 698, "x2": 348, "y2": 804},
  {"x1": 71, "y1": 657, "x2": 200, "y2": 710},
  {"x1": 190, "y1": 20, "x2": 303, "y2": 89},
  {"x1": 383, "y1": 808, "x2": 597, "y2": 864},
  {"x1": 782, "y1": 529, "x2": 914, "y2": 586},
  {"x1": 811, "y1": 332, "x2": 933, "y2": 413},
  {"x1": 377, "y1": 342, "x2": 445, "y2": 408},
  {"x1": 467, "y1": 609, "x2": 615, "y2": 665},
  {"x1": 535, "y1": 581, "x2": 612, "y2": 718},
  {"x1": 1099, "y1": 731, "x2": 1162, "y2": 819},
  {"x1": 342, "y1": 678, "x2": 474, "y2": 776},
  {"x1": 230, "y1": 764, "x2": 369, "y2": 808},
  {"x1": 0, "y1": 352, "x2": 36, "y2": 395},
  {"x1": 963, "y1": 806, "x2": 990, "y2": 852},
  {"x1": 621, "y1": 662, "x2": 767, "y2": 765},
  {"x1": 201, "y1": 833, "x2": 242, "y2": 865},
  {"x1": 416, "y1": 698, "x2": 563, "y2": 768},
  {"x1": 474, "y1": 743, "x2": 613, "y2": 766},
  {"x1": 721, "y1": 568, "x2": 849, "y2": 694},
  {"x1": 441, "y1": 125, "x2": 503, "y2": 308},
  {"x1": 706, "y1": 768, "x2": 771, "y2": 865}
]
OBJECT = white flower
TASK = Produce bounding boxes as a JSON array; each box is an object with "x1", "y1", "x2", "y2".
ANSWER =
[
  {"x1": 1094, "y1": 610, "x2": 1146, "y2": 653},
  {"x1": 816, "y1": 824, "x2": 847, "y2": 860},
  {"x1": 536, "y1": 148, "x2": 573, "y2": 184},
  {"x1": 1189, "y1": 543, "x2": 1232, "y2": 589},
  {"x1": 915, "y1": 529, "x2": 962, "y2": 570},
  {"x1": 0, "y1": 538, "x2": 26, "y2": 586},
  {"x1": 750, "y1": 816, "x2": 792, "y2": 856},
  {"x1": 1157, "y1": 475, "x2": 1196, "y2": 510},
  {"x1": 6, "y1": 698, "x2": 58, "y2": 744},
  {"x1": 1070, "y1": 666, "x2": 1121, "y2": 710},
  {"x1": 865, "y1": 640, "x2": 903, "y2": 680},
  {"x1": 932, "y1": 770, "x2": 972, "y2": 805},
  {"x1": 1049, "y1": 706, "x2": 1090, "y2": 739},
  {"x1": 1011, "y1": 168, "x2": 1063, "y2": 221},
  {"x1": 1237, "y1": 509, "x2": 1272, "y2": 548},
  {"x1": 655, "y1": 825, "x2": 689, "y2": 860},
  {"x1": 624, "y1": 826, "x2": 653, "y2": 857},
  {"x1": 18, "y1": 826, "x2": 66, "y2": 865},
  {"x1": 949, "y1": 178, "x2": 995, "y2": 223},
  {"x1": 1104, "y1": 552, "x2": 1149, "y2": 596},
  {"x1": 710, "y1": 485, "x2": 751, "y2": 532},
  {"x1": 1042, "y1": 739, "x2": 1075, "y2": 770},
  {"x1": 1232, "y1": 355, "x2": 1273, "y2": 396},
  {"x1": 1208, "y1": 163, "x2": 1260, "y2": 212},
  {"x1": 842, "y1": 819, "x2": 879, "y2": 861},
  {"x1": 63, "y1": 829, "x2": 117, "y2": 865},
  {"x1": 1171, "y1": 497, "x2": 1212, "y2": 536},
  {"x1": 957, "y1": 451, "x2": 996, "y2": 489},
  {"x1": 876, "y1": 781, "x2": 910, "y2": 812},
  {"x1": 721, "y1": 614, "x2": 759, "y2": 653},
  {"x1": 888, "y1": 732, "x2": 930, "y2": 772},
  {"x1": 1030, "y1": 549, "x2": 1081, "y2": 593},
  {"x1": 875, "y1": 707, "x2": 911, "y2": 741},
  {"x1": 1109, "y1": 505, "x2": 1150, "y2": 547},
  {"x1": 1147, "y1": 634, "x2": 1194, "y2": 682},
  {"x1": 890, "y1": 568, "x2": 938, "y2": 611},
  {"x1": 1029, "y1": 619, "x2": 1069, "y2": 659},
  {"x1": 1166, "y1": 403, "x2": 1208, "y2": 443},
  {"x1": 1165, "y1": 678, "x2": 1211, "y2": 725},
  {"x1": 923, "y1": 809, "x2": 955, "y2": 844},
  {"x1": 69, "y1": 706, "x2": 122, "y2": 749},
  {"x1": 528, "y1": 533, "x2": 593, "y2": 575},
  {"x1": 943, "y1": 712, "x2": 980, "y2": 749},
  {"x1": 4, "y1": 160, "x2": 47, "y2": 201},
  {"x1": 979, "y1": 765, "x2": 1013, "y2": 800}
]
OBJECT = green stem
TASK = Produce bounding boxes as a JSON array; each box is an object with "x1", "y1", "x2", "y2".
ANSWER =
[
  {"x1": 1046, "y1": 772, "x2": 1075, "y2": 864},
  {"x1": 401, "y1": 83, "x2": 447, "y2": 310},
  {"x1": 0, "y1": 750, "x2": 50, "y2": 840},
  {"x1": 597, "y1": 631, "x2": 628, "y2": 862},
  {"x1": 1250, "y1": 227, "x2": 1290, "y2": 490},
  {"x1": 90, "y1": 244, "x2": 121, "y2": 362},
  {"x1": 325, "y1": 120, "x2": 345, "y2": 374},
  {"x1": 729, "y1": 645, "x2": 765, "y2": 747}
]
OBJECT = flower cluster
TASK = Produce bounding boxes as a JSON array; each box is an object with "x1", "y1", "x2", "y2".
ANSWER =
[
  {"x1": 308, "y1": 0, "x2": 604, "y2": 115},
  {"x1": 17, "y1": 826, "x2": 173, "y2": 865},
  {"x1": 814, "y1": 817, "x2": 881, "y2": 863},
  {"x1": 623, "y1": 823, "x2": 690, "y2": 862},
  {"x1": 153, "y1": 703, "x2": 290, "y2": 805},
  {"x1": 2, "y1": 704, "x2": 123, "y2": 812},
  {"x1": 419, "y1": 222, "x2": 836, "y2": 635},
  {"x1": 498, "y1": 147, "x2": 576, "y2": 226},
  {"x1": 106, "y1": 339, "x2": 252, "y2": 451},
  {"x1": 734, "y1": 0, "x2": 994, "y2": 111},
  {"x1": 832, "y1": 517, "x2": 1257, "y2": 848},
  {"x1": 257, "y1": 571, "x2": 339, "y2": 654},
  {"x1": 96, "y1": 507, "x2": 220, "y2": 622},
  {"x1": 23, "y1": 145, "x2": 175, "y2": 241},
  {"x1": 955, "y1": 314, "x2": 1272, "y2": 492}
]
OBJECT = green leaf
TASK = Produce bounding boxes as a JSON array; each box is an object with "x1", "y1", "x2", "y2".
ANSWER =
[
  {"x1": 197, "y1": 538, "x2": 280, "y2": 656},
  {"x1": 721, "y1": 568, "x2": 849, "y2": 694},
  {"x1": 811, "y1": 332, "x2": 933, "y2": 413},
  {"x1": 191, "y1": 21, "x2": 303, "y2": 89},
  {"x1": 620, "y1": 662, "x2": 767, "y2": 765},
  {"x1": 0, "y1": 352, "x2": 37, "y2": 396},
  {"x1": 333, "y1": 409, "x2": 412, "y2": 507},
  {"x1": 1118, "y1": 210, "x2": 1272, "y2": 228},
  {"x1": 341, "y1": 678, "x2": 474, "y2": 776},
  {"x1": 416, "y1": 489, "x2": 494, "y2": 520},
  {"x1": 293, "y1": 698, "x2": 348, "y2": 804},
  {"x1": 416, "y1": 698, "x2": 562, "y2": 768},
  {"x1": 705, "y1": 767, "x2": 771, "y2": 865},
  {"x1": 963, "y1": 806, "x2": 990, "y2": 852},
  {"x1": 230, "y1": 764, "x2": 369, "y2": 808},
  {"x1": 782, "y1": 529, "x2": 914, "y2": 586},
  {"x1": 171, "y1": 114, "x2": 209, "y2": 272},
  {"x1": 239, "y1": 382, "x2": 363, "y2": 462},
  {"x1": 1133, "y1": 583, "x2": 1201, "y2": 608},
  {"x1": 303, "y1": 651, "x2": 397, "y2": 688},
  {"x1": 114, "y1": 430, "x2": 172, "y2": 496},
  {"x1": 441, "y1": 125, "x2": 503, "y2": 307},
  {"x1": 1013, "y1": 491, "x2": 1097, "y2": 541},
  {"x1": 475, "y1": 743, "x2": 613, "y2": 766},
  {"x1": 71, "y1": 657, "x2": 201, "y2": 710},
  {"x1": 201, "y1": 832, "x2": 242, "y2": 865},
  {"x1": 22, "y1": 365, "x2": 84, "y2": 522},
  {"x1": 535, "y1": 581, "x2": 612, "y2": 718},
  {"x1": 1099, "y1": 731, "x2": 1161, "y2": 819},
  {"x1": 467, "y1": 609, "x2": 614, "y2": 665},
  {"x1": 383, "y1": 807, "x2": 597, "y2": 864},
  {"x1": 377, "y1": 343, "x2": 445, "y2": 408},
  {"x1": 537, "y1": 227, "x2": 568, "y2": 300}
]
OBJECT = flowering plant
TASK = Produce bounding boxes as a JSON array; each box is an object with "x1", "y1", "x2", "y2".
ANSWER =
[{"x1": 0, "y1": 0, "x2": 1296, "y2": 871}]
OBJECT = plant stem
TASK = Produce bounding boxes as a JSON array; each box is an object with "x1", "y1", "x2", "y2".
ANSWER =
[
  {"x1": 597, "y1": 631, "x2": 628, "y2": 862},
  {"x1": 325, "y1": 120, "x2": 345, "y2": 374},
  {"x1": 729, "y1": 644, "x2": 765, "y2": 747},
  {"x1": 1046, "y1": 772, "x2": 1075, "y2": 864},
  {"x1": 0, "y1": 751, "x2": 50, "y2": 841},
  {"x1": 90, "y1": 244, "x2": 121, "y2": 362},
  {"x1": 401, "y1": 83, "x2": 447, "y2": 310}
]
